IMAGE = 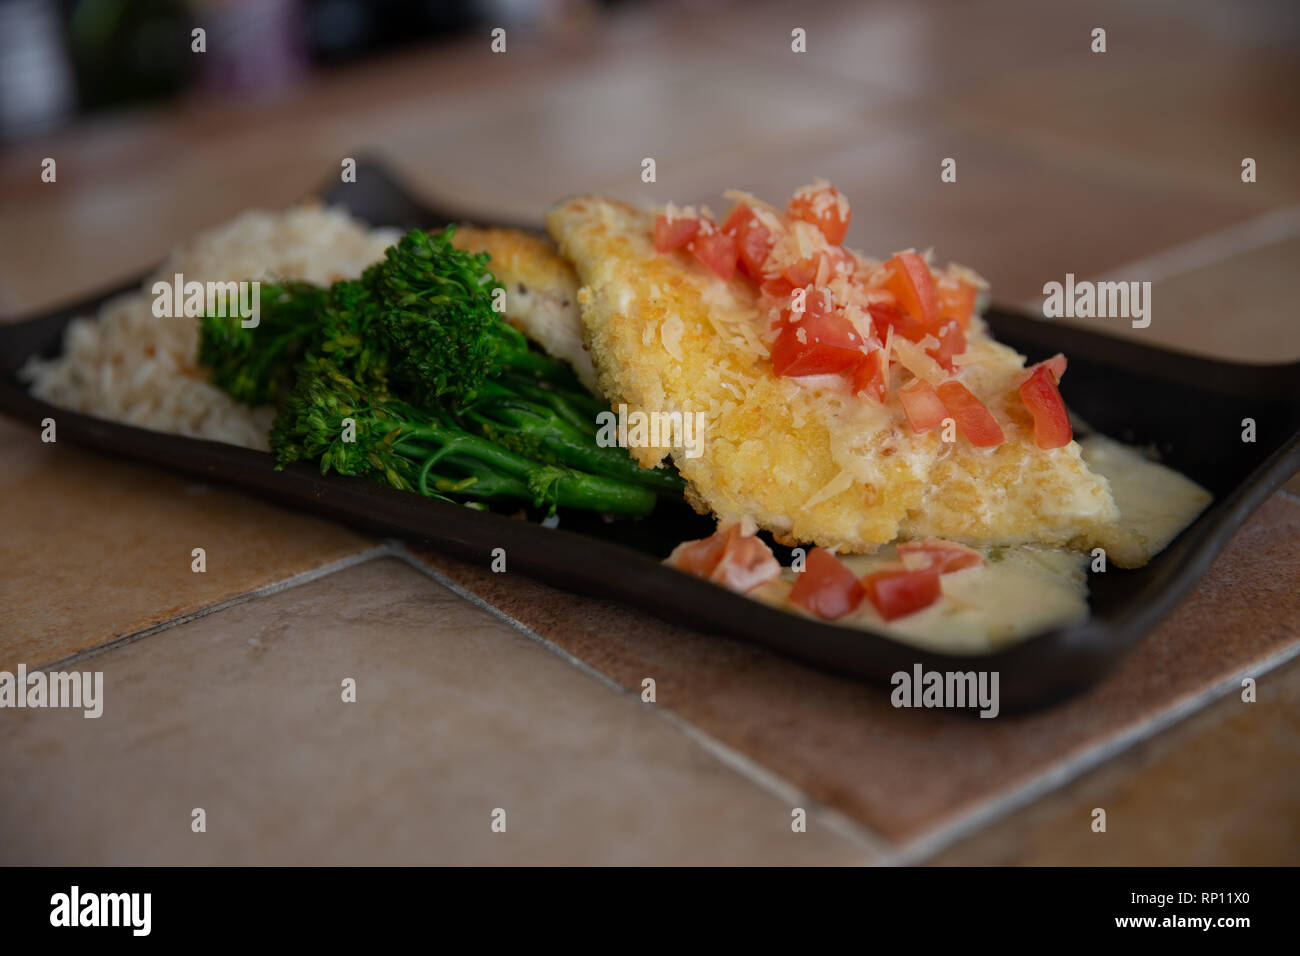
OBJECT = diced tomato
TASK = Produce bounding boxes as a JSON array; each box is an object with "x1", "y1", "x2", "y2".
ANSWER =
[
  {"x1": 898, "y1": 539, "x2": 983, "y2": 574},
  {"x1": 762, "y1": 255, "x2": 829, "y2": 298},
  {"x1": 935, "y1": 380, "x2": 1005, "y2": 447},
  {"x1": 1018, "y1": 364, "x2": 1073, "y2": 449},
  {"x1": 771, "y1": 293, "x2": 867, "y2": 377},
  {"x1": 787, "y1": 183, "x2": 851, "y2": 245},
  {"x1": 808, "y1": 284, "x2": 840, "y2": 318},
  {"x1": 691, "y1": 229, "x2": 738, "y2": 280},
  {"x1": 927, "y1": 319, "x2": 966, "y2": 372},
  {"x1": 862, "y1": 566, "x2": 942, "y2": 621},
  {"x1": 721, "y1": 203, "x2": 774, "y2": 281},
  {"x1": 654, "y1": 215, "x2": 699, "y2": 254},
  {"x1": 667, "y1": 524, "x2": 780, "y2": 594},
  {"x1": 666, "y1": 527, "x2": 730, "y2": 577},
  {"x1": 712, "y1": 533, "x2": 782, "y2": 593},
  {"x1": 1018, "y1": 353, "x2": 1068, "y2": 386},
  {"x1": 789, "y1": 547, "x2": 865, "y2": 620},
  {"x1": 898, "y1": 378, "x2": 948, "y2": 433},
  {"x1": 785, "y1": 256, "x2": 822, "y2": 288},
  {"x1": 769, "y1": 322, "x2": 850, "y2": 376},
  {"x1": 938, "y1": 279, "x2": 977, "y2": 329},
  {"x1": 720, "y1": 203, "x2": 753, "y2": 238},
  {"x1": 868, "y1": 301, "x2": 930, "y2": 343},
  {"x1": 761, "y1": 275, "x2": 794, "y2": 298},
  {"x1": 773, "y1": 283, "x2": 831, "y2": 326},
  {"x1": 851, "y1": 346, "x2": 888, "y2": 402},
  {"x1": 883, "y1": 252, "x2": 941, "y2": 328},
  {"x1": 737, "y1": 228, "x2": 772, "y2": 280}
]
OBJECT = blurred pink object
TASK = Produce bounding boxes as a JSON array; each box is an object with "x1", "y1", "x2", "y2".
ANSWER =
[{"x1": 196, "y1": 0, "x2": 309, "y2": 96}]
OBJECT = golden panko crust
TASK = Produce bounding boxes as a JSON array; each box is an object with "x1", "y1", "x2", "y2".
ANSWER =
[{"x1": 548, "y1": 197, "x2": 1136, "y2": 558}]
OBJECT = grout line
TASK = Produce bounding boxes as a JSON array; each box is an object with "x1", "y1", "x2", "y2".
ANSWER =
[
  {"x1": 651, "y1": 705, "x2": 895, "y2": 862},
  {"x1": 1019, "y1": 204, "x2": 1300, "y2": 312},
  {"x1": 890, "y1": 638, "x2": 1300, "y2": 865},
  {"x1": 392, "y1": 546, "x2": 892, "y2": 864},
  {"x1": 1089, "y1": 205, "x2": 1300, "y2": 284},
  {"x1": 391, "y1": 546, "x2": 628, "y2": 696},
  {"x1": 32, "y1": 544, "x2": 394, "y2": 673}
]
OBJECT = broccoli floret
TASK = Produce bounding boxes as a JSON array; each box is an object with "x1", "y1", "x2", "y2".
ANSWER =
[
  {"x1": 372, "y1": 226, "x2": 575, "y2": 403},
  {"x1": 370, "y1": 227, "x2": 500, "y2": 405},
  {"x1": 314, "y1": 275, "x2": 390, "y2": 391},
  {"x1": 198, "y1": 281, "x2": 326, "y2": 406}
]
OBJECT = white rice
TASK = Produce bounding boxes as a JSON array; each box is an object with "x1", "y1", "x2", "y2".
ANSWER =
[{"x1": 19, "y1": 204, "x2": 398, "y2": 450}]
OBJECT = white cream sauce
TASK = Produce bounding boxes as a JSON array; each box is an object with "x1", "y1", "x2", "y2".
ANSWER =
[
  {"x1": 1079, "y1": 435, "x2": 1214, "y2": 566},
  {"x1": 754, "y1": 434, "x2": 1212, "y2": 653}
]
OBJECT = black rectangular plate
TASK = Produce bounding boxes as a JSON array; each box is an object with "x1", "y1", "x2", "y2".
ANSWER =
[{"x1": 2, "y1": 160, "x2": 1297, "y2": 711}]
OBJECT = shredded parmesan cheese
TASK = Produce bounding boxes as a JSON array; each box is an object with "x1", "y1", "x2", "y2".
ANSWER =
[
  {"x1": 660, "y1": 313, "x2": 684, "y2": 360},
  {"x1": 804, "y1": 467, "x2": 854, "y2": 509},
  {"x1": 893, "y1": 337, "x2": 947, "y2": 385}
]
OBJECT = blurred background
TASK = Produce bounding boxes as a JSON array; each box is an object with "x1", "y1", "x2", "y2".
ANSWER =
[
  {"x1": 1, "y1": 0, "x2": 1297, "y2": 360},
  {"x1": 0, "y1": 0, "x2": 609, "y2": 135}
]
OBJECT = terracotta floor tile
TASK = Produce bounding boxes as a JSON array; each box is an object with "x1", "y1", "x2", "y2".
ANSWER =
[
  {"x1": 949, "y1": 29, "x2": 1300, "y2": 206},
  {"x1": 0, "y1": 28, "x2": 889, "y2": 315},
  {"x1": 684, "y1": 0, "x2": 1297, "y2": 212},
  {"x1": 5, "y1": 5, "x2": 1283, "y2": 315},
  {"x1": 0, "y1": 418, "x2": 376, "y2": 671},
  {"x1": 0, "y1": 31, "x2": 641, "y2": 313},
  {"x1": 407, "y1": 494, "x2": 1300, "y2": 851},
  {"x1": 0, "y1": 126, "x2": 377, "y2": 318},
  {"x1": 0, "y1": 557, "x2": 872, "y2": 865},
  {"x1": 689, "y1": 0, "x2": 1297, "y2": 102},
  {"x1": 692, "y1": 0, "x2": 1123, "y2": 98},
  {"x1": 1055, "y1": 233, "x2": 1300, "y2": 363},
  {"x1": 700, "y1": 126, "x2": 1261, "y2": 305},
  {"x1": 929, "y1": 654, "x2": 1300, "y2": 865},
  {"x1": 372, "y1": 47, "x2": 890, "y2": 227}
]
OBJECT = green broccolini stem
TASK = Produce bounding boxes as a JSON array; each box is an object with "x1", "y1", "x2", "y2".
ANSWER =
[
  {"x1": 392, "y1": 424, "x2": 656, "y2": 515},
  {"x1": 272, "y1": 357, "x2": 657, "y2": 516},
  {"x1": 459, "y1": 381, "x2": 685, "y2": 496},
  {"x1": 494, "y1": 372, "x2": 608, "y2": 435}
]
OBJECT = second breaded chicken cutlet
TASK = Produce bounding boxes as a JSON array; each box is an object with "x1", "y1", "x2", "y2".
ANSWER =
[{"x1": 547, "y1": 183, "x2": 1177, "y2": 565}]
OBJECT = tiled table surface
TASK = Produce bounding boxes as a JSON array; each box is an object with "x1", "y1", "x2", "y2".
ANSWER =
[{"x1": 1, "y1": 0, "x2": 1297, "y2": 864}]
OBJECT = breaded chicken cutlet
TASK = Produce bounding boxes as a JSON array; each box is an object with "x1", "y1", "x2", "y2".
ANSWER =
[{"x1": 548, "y1": 184, "x2": 1206, "y2": 567}]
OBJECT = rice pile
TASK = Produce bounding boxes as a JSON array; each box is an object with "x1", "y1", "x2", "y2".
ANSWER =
[{"x1": 20, "y1": 204, "x2": 398, "y2": 450}]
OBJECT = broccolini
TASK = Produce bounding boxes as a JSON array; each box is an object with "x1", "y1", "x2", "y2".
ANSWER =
[{"x1": 200, "y1": 225, "x2": 683, "y2": 515}]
